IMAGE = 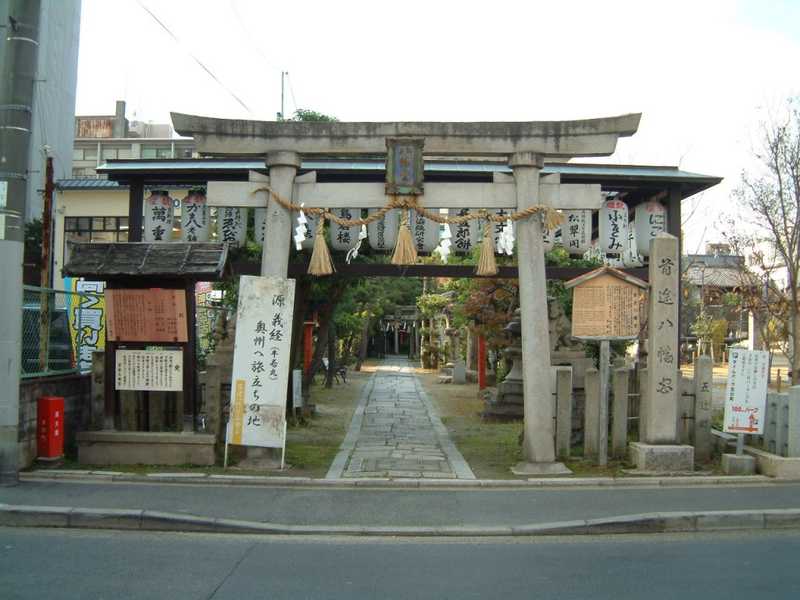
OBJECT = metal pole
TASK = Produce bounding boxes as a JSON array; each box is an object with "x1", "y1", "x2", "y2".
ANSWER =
[
  {"x1": 0, "y1": 0, "x2": 41, "y2": 485},
  {"x1": 736, "y1": 433, "x2": 744, "y2": 456}
]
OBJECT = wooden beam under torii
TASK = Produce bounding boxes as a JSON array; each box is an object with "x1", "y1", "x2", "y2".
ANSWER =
[{"x1": 174, "y1": 113, "x2": 642, "y2": 474}]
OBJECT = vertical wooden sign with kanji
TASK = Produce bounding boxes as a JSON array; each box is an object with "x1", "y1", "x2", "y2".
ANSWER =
[{"x1": 226, "y1": 276, "x2": 295, "y2": 455}]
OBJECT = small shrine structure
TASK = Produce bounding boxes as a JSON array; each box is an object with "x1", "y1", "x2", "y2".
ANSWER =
[{"x1": 63, "y1": 241, "x2": 228, "y2": 465}]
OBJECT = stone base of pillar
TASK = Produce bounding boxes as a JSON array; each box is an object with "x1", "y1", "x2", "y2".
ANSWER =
[
  {"x1": 628, "y1": 442, "x2": 694, "y2": 472},
  {"x1": 511, "y1": 461, "x2": 572, "y2": 476},
  {"x1": 721, "y1": 453, "x2": 756, "y2": 475}
]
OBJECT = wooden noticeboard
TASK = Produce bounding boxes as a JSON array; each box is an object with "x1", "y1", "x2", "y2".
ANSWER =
[
  {"x1": 105, "y1": 289, "x2": 188, "y2": 342},
  {"x1": 567, "y1": 269, "x2": 646, "y2": 340}
]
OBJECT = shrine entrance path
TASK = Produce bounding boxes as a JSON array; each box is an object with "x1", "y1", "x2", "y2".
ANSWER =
[{"x1": 326, "y1": 357, "x2": 475, "y2": 480}]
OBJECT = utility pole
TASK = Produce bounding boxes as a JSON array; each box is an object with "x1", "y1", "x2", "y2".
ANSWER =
[
  {"x1": 0, "y1": 0, "x2": 41, "y2": 485},
  {"x1": 279, "y1": 71, "x2": 287, "y2": 120}
]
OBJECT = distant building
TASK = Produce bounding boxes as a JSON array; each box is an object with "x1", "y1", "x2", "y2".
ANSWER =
[
  {"x1": 26, "y1": 0, "x2": 81, "y2": 221},
  {"x1": 72, "y1": 100, "x2": 197, "y2": 178}
]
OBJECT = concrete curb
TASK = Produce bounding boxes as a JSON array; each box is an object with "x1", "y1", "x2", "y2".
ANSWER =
[
  {"x1": 1, "y1": 503, "x2": 799, "y2": 537},
  {"x1": 19, "y1": 470, "x2": 800, "y2": 490}
]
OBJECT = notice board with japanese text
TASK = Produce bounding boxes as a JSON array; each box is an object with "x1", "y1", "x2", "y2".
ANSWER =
[
  {"x1": 106, "y1": 289, "x2": 188, "y2": 343},
  {"x1": 226, "y1": 276, "x2": 295, "y2": 449}
]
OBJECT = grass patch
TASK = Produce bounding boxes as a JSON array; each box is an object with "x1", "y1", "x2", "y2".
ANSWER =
[{"x1": 418, "y1": 371, "x2": 525, "y2": 479}]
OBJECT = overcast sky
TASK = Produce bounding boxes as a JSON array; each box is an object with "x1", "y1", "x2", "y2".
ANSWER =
[{"x1": 75, "y1": 0, "x2": 800, "y2": 254}]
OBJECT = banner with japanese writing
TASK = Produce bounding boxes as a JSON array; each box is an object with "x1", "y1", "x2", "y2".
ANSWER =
[
  {"x1": 63, "y1": 278, "x2": 106, "y2": 373},
  {"x1": 724, "y1": 349, "x2": 769, "y2": 435},
  {"x1": 227, "y1": 275, "x2": 295, "y2": 449}
]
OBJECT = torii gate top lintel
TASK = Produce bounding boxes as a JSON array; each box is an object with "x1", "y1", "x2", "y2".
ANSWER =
[{"x1": 171, "y1": 112, "x2": 641, "y2": 158}]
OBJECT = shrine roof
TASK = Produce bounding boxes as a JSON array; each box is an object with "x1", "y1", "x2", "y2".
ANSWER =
[
  {"x1": 62, "y1": 242, "x2": 228, "y2": 281},
  {"x1": 88, "y1": 158, "x2": 721, "y2": 198},
  {"x1": 564, "y1": 266, "x2": 649, "y2": 290}
]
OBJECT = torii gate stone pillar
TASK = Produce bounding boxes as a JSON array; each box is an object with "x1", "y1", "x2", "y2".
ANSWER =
[
  {"x1": 172, "y1": 112, "x2": 642, "y2": 475},
  {"x1": 509, "y1": 152, "x2": 567, "y2": 473}
]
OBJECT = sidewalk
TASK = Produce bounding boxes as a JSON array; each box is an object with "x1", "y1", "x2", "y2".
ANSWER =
[{"x1": 2, "y1": 477, "x2": 800, "y2": 536}]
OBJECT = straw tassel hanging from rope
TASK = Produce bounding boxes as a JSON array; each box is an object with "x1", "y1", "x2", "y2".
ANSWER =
[
  {"x1": 308, "y1": 217, "x2": 335, "y2": 276},
  {"x1": 391, "y1": 205, "x2": 418, "y2": 266},
  {"x1": 475, "y1": 218, "x2": 498, "y2": 276}
]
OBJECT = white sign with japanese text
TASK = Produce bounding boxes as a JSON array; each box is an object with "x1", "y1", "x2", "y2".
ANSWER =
[
  {"x1": 227, "y1": 275, "x2": 295, "y2": 449},
  {"x1": 723, "y1": 348, "x2": 769, "y2": 435},
  {"x1": 115, "y1": 349, "x2": 183, "y2": 391}
]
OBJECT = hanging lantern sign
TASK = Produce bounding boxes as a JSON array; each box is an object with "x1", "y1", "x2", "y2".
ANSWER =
[
  {"x1": 605, "y1": 254, "x2": 625, "y2": 268},
  {"x1": 543, "y1": 224, "x2": 555, "y2": 252},
  {"x1": 599, "y1": 199, "x2": 629, "y2": 253},
  {"x1": 492, "y1": 209, "x2": 514, "y2": 254},
  {"x1": 180, "y1": 188, "x2": 209, "y2": 242},
  {"x1": 216, "y1": 207, "x2": 246, "y2": 247},
  {"x1": 623, "y1": 225, "x2": 643, "y2": 267},
  {"x1": 411, "y1": 210, "x2": 438, "y2": 253},
  {"x1": 144, "y1": 190, "x2": 173, "y2": 243},
  {"x1": 330, "y1": 208, "x2": 361, "y2": 252},
  {"x1": 635, "y1": 200, "x2": 667, "y2": 257},
  {"x1": 563, "y1": 210, "x2": 592, "y2": 255},
  {"x1": 255, "y1": 208, "x2": 267, "y2": 243},
  {"x1": 367, "y1": 208, "x2": 399, "y2": 251},
  {"x1": 449, "y1": 208, "x2": 480, "y2": 254}
]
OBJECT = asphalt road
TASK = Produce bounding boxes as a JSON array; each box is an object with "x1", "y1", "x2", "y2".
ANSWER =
[
  {"x1": 3, "y1": 480, "x2": 800, "y2": 527},
  {"x1": 1, "y1": 528, "x2": 799, "y2": 599}
]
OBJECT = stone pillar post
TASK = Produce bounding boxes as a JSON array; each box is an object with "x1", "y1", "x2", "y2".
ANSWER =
[
  {"x1": 630, "y1": 233, "x2": 693, "y2": 471},
  {"x1": 693, "y1": 355, "x2": 713, "y2": 462},
  {"x1": 611, "y1": 367, "x2": 629, "y2": 458},
  {"x1": 643, "y1": 233, "x2": 680, "y2": 443},
  {"x1": 510, "y1": 152, "x2": 568, "y2": 474},
  {"x1": 261, "y1": 151, "x2": 301, "y2": 278},
  {"x1": 394, "y1": 325, "x2": 399, "y2": 355}
]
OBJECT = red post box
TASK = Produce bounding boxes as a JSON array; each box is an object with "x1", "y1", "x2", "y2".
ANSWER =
[{"x1": 37, "y1": 396, "x2": 64, "y2": 460}]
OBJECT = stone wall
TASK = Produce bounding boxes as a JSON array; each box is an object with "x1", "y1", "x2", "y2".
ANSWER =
[{"x1": 18, "y1": 374, "x2": 91, "y2": 468}]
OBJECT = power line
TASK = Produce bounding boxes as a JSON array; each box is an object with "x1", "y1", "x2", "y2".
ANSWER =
[{"x1": 135, "y1": 0, "x2": 252, "y2": 114}]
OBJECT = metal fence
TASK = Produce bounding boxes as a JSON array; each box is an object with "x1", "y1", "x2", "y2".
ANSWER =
[{"x1": 21, "y1": 285, "x2": 103, "y2": 379}]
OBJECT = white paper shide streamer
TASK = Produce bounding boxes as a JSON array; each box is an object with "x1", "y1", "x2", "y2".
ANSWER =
[{"x1": 434, "y1": 223, "x2": 453, "y2": 263}]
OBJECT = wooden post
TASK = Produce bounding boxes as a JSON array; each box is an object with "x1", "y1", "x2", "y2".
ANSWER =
[
  {"x1": 598, "y1": 340, "x2": 610, "y2": 466},
  {"x1": 611, "y1": 367, "x2": 630, "y2": 458},
  {"x1": 303, "y1": 322, "x2": 314, "y2": 376},
  {"x1": 128, "y1": 178, "x2": 144, "y2": 242},
  {"x1": 478, "y1": 335, "x2": 487, "y2": 390},
  {"x1": 584, "y1": 367, "x2": 599, "y2": 459},
  {"x1": 556, "y1": 367, "x2": 572, "y2": 460},
  {"x1": 91, "y1": 350, "x2": 105, "y2": 430}
]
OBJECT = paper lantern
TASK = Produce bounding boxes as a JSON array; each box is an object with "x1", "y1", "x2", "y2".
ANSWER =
[
  {"x1": 599, "y1": 199, "x2": 629, "y2": 253},
  {"x1": 216, "y1": 207, "x2": 246, "y2": 247},
  {"x1": 449, "y1": 208, "x2": 480, "y2": 254},
  {"x1": 367, "y1": 208, "x2": 399, "y2": 251},
  {"x1": 180, "y1": 188, "x2": 209, "y2": 242},
  {"x1": 563, "y1": 210, "x2": 592, "y2": 255},
  {"x1": 144, "y1": 190, "x2": 173, "y2": 243},
  {"x1": 635, "y1": 201, "x2": 667, "y2": 256},
  {"x1": 410, "y1": 210, "x2": 439, "y2": 253},
  {"x1": 330, "y1": 208, "x2": 361, "y2": 252}
]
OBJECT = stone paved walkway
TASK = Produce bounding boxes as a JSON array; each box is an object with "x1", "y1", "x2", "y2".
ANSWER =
[{"x1": 327, "y1": 357, "x2": 475, "y2": 479}]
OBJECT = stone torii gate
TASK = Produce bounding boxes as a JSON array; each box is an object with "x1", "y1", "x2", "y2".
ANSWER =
[{"x1": 173, "y1": 113, "x2": 641, "y2": 474}]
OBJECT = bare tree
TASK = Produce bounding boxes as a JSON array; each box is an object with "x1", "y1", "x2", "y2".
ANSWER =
[{"x1": 722, "y1": 97, "x2": 800, "y2": 382}]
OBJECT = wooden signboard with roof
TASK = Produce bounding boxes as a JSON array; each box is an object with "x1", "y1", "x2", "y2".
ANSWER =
[
  {"x1": 565, "y1": 267, "x2": 647, "y2": 467},
  {"x1": 565, "y1": 266, "x2": 647, "y2": 341}
]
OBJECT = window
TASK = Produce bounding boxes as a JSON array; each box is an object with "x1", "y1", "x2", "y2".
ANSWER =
[
  {"x1": 73, "y1": 148, "x2": 84, "y2": 161},
  {"x1": 101, "y1": 147, "x2": 118, "y2": 160},
  {"x1": 142, "y1": 146, "x2": 173, "y2": 159},
  {"x1": 64, "y1": 216, "x2": 129, "y2": 255},
  {"x1": 84, "y1": 147, "x2": 98, "y2": 160},
  {"x1": 71, "y1": 167, "x2": 97, "y2": 177}
]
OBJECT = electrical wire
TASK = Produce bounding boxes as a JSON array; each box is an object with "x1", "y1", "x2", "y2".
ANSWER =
[{"x1": 135, "y1": 0, "x2": 253, "y2": 114}]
